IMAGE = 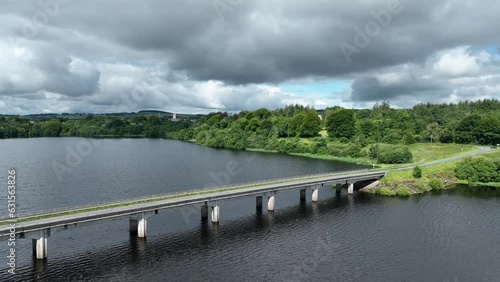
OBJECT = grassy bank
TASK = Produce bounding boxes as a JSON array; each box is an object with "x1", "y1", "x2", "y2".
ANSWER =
[
  {"x1": 289, "y1": 153, "x2": 373, "y2": 166},
  {"x1": 366, "y1": 148, "x2": 500, "y2": 196},
  {"x1": 249, "y1": 142, "x2": 479, "y2": 168}
]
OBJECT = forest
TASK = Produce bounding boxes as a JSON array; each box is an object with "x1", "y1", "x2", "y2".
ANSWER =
[{"x1": 1, "y1": 99, "x2": 499, "y2": 164}]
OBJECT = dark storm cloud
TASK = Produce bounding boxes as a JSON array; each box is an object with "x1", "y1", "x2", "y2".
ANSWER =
[
  {"x1": 0, "y1": 0, "x2": 499, "y2": 114},
  {"x1": 5, "y1": 0, "x2": 499, "y2": 84},
  {"x1": 350, "y1": 76, "x2": 444, "y2": 102}
]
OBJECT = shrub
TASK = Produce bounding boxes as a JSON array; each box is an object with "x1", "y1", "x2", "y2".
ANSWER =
[
  {"x1": 327, "y1": 143, "x2": 347, "y2": 156},
  {"x1": 414, "y1": 180, "x2": 430, "y2": 192},
  {"x1": 368, "y1": 144, "x2": 380, "y2": 159},
  {"x1": 368, "y1": 188, "x2": 380, "y2": 194},
  {"x1": 413, "y1": 165, "x2": 422, "y2": 178},
  {"x1": 428, "y1": 178, "x2": 443, "y2": 191},
  {"x1": 344, "y1": 143, "x2": 362, "y2": 157},
  {"x1": 455, "y1": 157, "x2": 499, "y2": 183},
  {"x1": 376, "y1": 145, "x2": 413, "y2": 164},
  {"x1": 395, "y1": 186, "x2": 411, "y2": 196},
  {"x1": 379, "y1": 187, "x2": 396, "y2": 196}
]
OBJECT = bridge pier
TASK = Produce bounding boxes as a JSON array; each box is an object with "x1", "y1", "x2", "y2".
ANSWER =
[
  {"x1": 31, "y1": 229, "x2": 50, "y2": 260},
  {"x1": 268, "y1": 194, "x2": 275, "y2": 211},
  {"x1": 211, "y1": 206, "x2": 220, "y2": 223},
  {"x1": 348, "y1": 183, "x2": 354, "y2": 195},
  {"x1": 129, "y1": 212, "x2": 151, "y2": 238},
  {"x1": 300, "y1": 189, "x2": 306, "y2": 202},
  {"x1": 312, "y1": 187, "x2": 319, "y2": 202},
  {"x1": 256, "y1": 196, "x2": 263, "y2": 210},
  {"x1": 129, "y1": 218, "x2": 147, "y2": 238},
  {"x1": 201, "y1": 203, "x2": 209, "y2": 221}
]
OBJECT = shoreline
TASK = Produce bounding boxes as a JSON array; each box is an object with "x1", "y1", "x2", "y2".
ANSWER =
[{"x1": 363, "y1": 148, "x2": 500, "y2": 196}]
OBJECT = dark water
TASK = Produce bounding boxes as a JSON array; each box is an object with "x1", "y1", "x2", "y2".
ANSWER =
[{"x1": 0, "y1": 138, "x2": 499, "y2": 281}]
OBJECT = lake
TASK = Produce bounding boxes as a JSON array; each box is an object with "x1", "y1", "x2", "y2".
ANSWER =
[{"x1": 0, "y1": 138, "x2": 498, "y2": 281}]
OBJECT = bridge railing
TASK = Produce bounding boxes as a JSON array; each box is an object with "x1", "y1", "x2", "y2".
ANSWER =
[{"x1": 0, "y1": 168, "x2": 377, "y2": 220}]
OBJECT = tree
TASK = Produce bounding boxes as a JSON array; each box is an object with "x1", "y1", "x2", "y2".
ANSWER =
[
  {"x1": 455, "y1": 157, "x2": 499, "y2": 183},
  {"x1": 413, "y1": 165, "x2": 422, "y2": 178},
  {"x1": 326, "y1": 109, "x2": 356, "y2": 139},
  {"x1": 41, "y1": 119, "x2": 62, "y2": 137},
  {"x1": 455, "y1": 114, "x2": 481, "y2": 143},
  {"x1": 425, "y1": 122, "x2": 443, "y2": 143},
  {"x1": 298, "y1": 111, "x2": 321, "y2": 137},
  {"x1": 476, "y1": 117, "x2": 500, "y2": 145},
  {"x1": 376, "y1": 145, "x2": 413, "y2": 164}
]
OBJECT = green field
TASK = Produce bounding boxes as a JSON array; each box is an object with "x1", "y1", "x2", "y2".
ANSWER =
[
  {"x1": 374, "y1": 147, "x2": 500, "y2": 195},
  {"x1": 407, "y1": 143, "x2": 477, "y2": 164}
]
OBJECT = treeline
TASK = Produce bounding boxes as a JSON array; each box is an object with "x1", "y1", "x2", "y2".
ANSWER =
[
  {"x1": 1, "y1": 100, "x2": 499, "y2": 164},
  {"x1": 0, "y1": 115, "x2": 193, "y2": 138}
]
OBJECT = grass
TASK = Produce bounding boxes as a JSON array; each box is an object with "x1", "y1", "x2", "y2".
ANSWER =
[
  {"x1": 289, "y1": 153, "x2": 373, "y2": 166},
  {"x1": 371, "y1": 147, "x2": 500, "y2": 196},
  {"x1": 408, "y1": 143, "x2": 477, "y2": 164},
  {"x1": 246, "y1": 148, "x2": 278, "y2": 153},
  {"x1": 379, "y1": 187, "x2": 396, "y2": 196},
  {"x1": 395, "y1": 186, "x2": 411, "y2": 196}
]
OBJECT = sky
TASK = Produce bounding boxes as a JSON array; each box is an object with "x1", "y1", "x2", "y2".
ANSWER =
[{"x1": 0, "y1": 0, "x2": 499, "y2": 114}]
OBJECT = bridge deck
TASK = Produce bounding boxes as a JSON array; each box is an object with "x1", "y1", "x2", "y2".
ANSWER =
[{"x1": 0, "y1": 170, "x2": 385, "y2": 237}]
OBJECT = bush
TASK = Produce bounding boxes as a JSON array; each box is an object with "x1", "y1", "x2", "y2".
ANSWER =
[
  {"x1": 376, "y1": 145, "x2": 413, "y2": 164},
  {"x1": 368, "y1": 144, "x2": 380, "y2": 159},
  {"x1": 414, "y1": 180, "x2": 430, "y2": 192},
  {"x1": 413, "y1": 165, "x2": 422, "y2": 178},
  {"x1": 379, "y1": 187, "x2": 396, "y2": 196},
  {"x1": 428, "y1": 178, "x2": 443, "y2": 191},
  {"x1": 395, "y1": 186, "x2": 411, "y2": 196},
  {"x1": 455, "y1": 157, "x2": 499, "y2": 183}
]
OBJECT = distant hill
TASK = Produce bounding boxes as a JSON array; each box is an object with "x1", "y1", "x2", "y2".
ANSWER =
[{"x1": 0, "y1": 110, "x2": 204, "y2": 121}]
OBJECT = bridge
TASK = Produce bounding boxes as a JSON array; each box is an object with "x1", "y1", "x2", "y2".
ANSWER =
[{"x1": 0, "y1": 170, "x2": 385, "y2": 259}]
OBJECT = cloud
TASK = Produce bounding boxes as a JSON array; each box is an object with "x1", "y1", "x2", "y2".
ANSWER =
[
  {"x1": 350, "y1": 46, "x2": 500, "y2": 107},
  {"x1": 0, "y1": 0, "x2": 499, "y2": 114}
]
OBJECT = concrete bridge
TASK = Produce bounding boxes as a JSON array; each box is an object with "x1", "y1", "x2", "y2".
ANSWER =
[{"x1": 0, "y1": 170, "x2": 385, "y2": 259}]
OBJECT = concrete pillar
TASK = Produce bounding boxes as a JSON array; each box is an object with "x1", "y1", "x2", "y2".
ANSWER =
[
  {"x1": 268, "y1": 195, "x2": 275, "y2": 211},
  {"x1": 348, "y1": 183, "x2": 354, "y2": 195},
  {"x1": 32, "y1": 237, "x2": 48, "y2": 260},
  {"x1": 300, "y1": 189, "x2": 306, "y2": 202},
  {"x1": 256, "y1": 196, "x2": 263, "y2": 210},
  {"x1": 129, "y1": 217, "x2": 147, "y2": 238},
  {"x1": 335, "y1": 183, "x2": 342, "y2": 194},
  {"x1": 312, "y1": 188, "x2": 319, "y2": 202},
  {"x1": 137, "y1": 218, "x2": 147, "y2": 238},
  {"x1": 201, "y1": 204, "x2": 209, "y2": 221},
  {"x1": 211, "y1": 206, "x2": 220, "y2": 223}
]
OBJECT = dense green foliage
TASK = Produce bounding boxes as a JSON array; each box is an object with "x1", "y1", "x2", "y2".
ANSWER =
[
  {"x1": 428, "y1": 178, "x2": 444, "y2": 191},
  {"x1": 375, "y1": 144, "x2": 413, "y2": 164},
  {"x1": 395, "y1": 186, "x2": 411, "y2": 196},
  {"x1": 379, "y1": 187, "x2": 397, "y2": 196},
  {"x1": 414, "y1": 180, "x2": 430, "y2": 192},
  {"x1": 455, "y1": 157, "x2": 500, "y2": 183},
  {"x1": 325, "y1": 108, "x2": 356, "y2": 139},
  {"x1": 413, "y1": 166, "x2": 422, "y2": 178},
  {"x1": 1, "y1": 99, "x2": 499, "y2": 165}
]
